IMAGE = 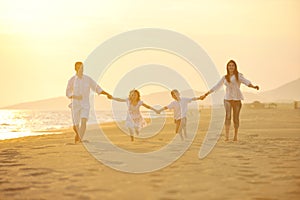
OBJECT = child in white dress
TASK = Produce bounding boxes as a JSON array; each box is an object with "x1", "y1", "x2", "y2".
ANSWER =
[{"x1": 109, "y1": 89, "x2": 159, "y2": 141}]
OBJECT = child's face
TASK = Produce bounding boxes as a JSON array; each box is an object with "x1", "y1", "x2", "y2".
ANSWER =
[{"x1": 171, "y1": 91, "x2": 180, "y2": 101}]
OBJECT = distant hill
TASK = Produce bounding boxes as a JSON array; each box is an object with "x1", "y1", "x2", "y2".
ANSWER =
[
  {"x1": 1, "y1": 96, "x2": 112, "y2": 111},
  {"x1": 2, "y1": 78, "x2": 300, "y2": 110},
  {"x1": 243, "y1": 78, "x2": 300, "y2": 103}
]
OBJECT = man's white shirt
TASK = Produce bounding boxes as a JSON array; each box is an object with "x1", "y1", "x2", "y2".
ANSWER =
[{"x1": 66, "y1": 75, "x2": 103, "y2": 109}]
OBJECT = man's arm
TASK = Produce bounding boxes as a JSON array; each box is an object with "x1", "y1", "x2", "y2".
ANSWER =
[
  {"x1": 66, "y1": 78, "x2": 73, "y2": 99},
  {"x1": 89, "y1": 77, "x2": 112, "y2": 98},
  {"x1": 100, "y1": 90, "x2": 112, "y2": 98}
]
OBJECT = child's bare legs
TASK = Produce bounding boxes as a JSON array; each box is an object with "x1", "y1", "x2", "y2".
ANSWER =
[
  {"x1": 181, "y1": 118, "x2": 187, "y2": 138},
  {"x1": 135, "y1": 128, "x2": 139, "y2": 136},
  {"x1": 128, "y1": 128, "x2": 134, "y2": 141},
  {"x1": 175, "y1": 119, "x2": 184, "y2": 141}
]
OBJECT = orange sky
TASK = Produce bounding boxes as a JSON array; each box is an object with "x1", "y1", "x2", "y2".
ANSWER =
[{"x1": 0, "y1": 0, "x2": 299, "y2": 107}]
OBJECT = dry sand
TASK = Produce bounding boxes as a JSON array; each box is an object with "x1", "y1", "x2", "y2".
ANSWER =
[{"x1": 0, "y1": 107, "x2": 300, "y2": 200}]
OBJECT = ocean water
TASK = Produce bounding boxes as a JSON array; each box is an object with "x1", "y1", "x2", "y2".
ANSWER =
[
  {"x1": 0, "y1": 110, "x2": 119, "y2": 140},
  {"x1": 0, "y1": 109, "x2": 168, "y2": 140}
]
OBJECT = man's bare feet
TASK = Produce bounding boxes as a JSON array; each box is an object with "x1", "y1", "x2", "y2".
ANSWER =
[
  {"x1": 225, "y1": 137, "x2": 229, "y2": 141},
  {"x1": 75, "y1": 134, "x2": 81, "y2": 144},
  {"x1": 233, "y1": 137, "x2": 238, "y2": 141}
]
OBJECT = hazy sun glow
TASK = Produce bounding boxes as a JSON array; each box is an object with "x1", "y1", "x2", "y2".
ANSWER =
[
  {"x1": 0, "y1": 0, "x2": 299, "y2": 107},
  {"x1": 99, "y1": 49, "x2": 207, "y2": 96}
]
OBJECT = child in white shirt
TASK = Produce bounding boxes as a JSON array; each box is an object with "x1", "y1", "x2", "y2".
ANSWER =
[{"x1": 158, "y1": 89, "x2": 202, "y2": 140}]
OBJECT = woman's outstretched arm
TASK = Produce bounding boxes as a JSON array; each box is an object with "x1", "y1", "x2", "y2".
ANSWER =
[
  {"x1": 200, "y1": 76, "x2": 225, "y2": 100},
  {"x1": 239, "y1": 74, "x2": 259, "y2": 90},
  {"x1": 248, "y1": 84, "x2": 259, "y2": 90}
]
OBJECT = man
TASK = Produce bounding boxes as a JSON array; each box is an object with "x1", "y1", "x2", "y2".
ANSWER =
[{"x1": 66, "y1": 61, "x2": 111, "y2": 143}]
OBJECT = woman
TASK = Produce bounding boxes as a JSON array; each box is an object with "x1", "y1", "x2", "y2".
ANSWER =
[{"x1": 200, "y1": 60, "x2": 259, "y2": 141}]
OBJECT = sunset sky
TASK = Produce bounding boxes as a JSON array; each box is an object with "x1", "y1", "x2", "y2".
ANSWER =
[{"x1": 0, "y1": 0, "x2": 299, "y2": 107}]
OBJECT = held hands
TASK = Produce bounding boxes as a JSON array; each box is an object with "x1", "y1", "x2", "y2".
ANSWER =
[
  {"x1": 106, "y1": 94, "x2": 113, "y2": 99},
  {"x1": 156, "y1": 108, "x2": 164, "y2": 114},
  {"x1": 154, "y1": 109, "x2": 160, "y2": 114},
  {"x1": 199, "y1": 92, "x2": 209, "y2": 100},
  {"x1": 199, "y1": 95, "x2": 206, "y2": 100}
]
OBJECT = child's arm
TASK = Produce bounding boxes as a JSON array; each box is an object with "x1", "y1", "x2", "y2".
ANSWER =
[
  {"x1": 191, "y1": 97, "x2": 202, "y2": 101},
  {"x1": 142, "y1": 103, "x2": 159, "y2": 114},
  {"x1": 108, "y1": 96, "x2": 127, "y2": 102},
  {"x1": 157, "y1": 106, "x2": 169, "y2": 114}
]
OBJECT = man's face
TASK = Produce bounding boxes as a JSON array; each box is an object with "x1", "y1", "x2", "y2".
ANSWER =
[{"x1": 77, "y1": 64, "x2": 83, "y2": 75}]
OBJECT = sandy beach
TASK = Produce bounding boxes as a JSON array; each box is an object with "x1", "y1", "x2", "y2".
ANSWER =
[{"x1": 1, "y1": 107, "x2": 300, "y2": 200}]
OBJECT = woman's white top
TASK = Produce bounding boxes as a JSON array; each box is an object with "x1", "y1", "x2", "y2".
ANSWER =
[{"x1": 210, "y1": 73, "x2": 252, "y2": 100}]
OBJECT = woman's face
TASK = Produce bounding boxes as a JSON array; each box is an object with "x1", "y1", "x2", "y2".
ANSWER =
[
  {"x1": 130, "y1": 91, "x2": 138, "y2": 101},
  {"x1": 227, "y1": 62, "x2": 236, "y2": 74}
]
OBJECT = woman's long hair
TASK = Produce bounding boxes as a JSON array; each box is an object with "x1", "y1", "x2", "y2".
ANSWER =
[
  {"x1": 129, "y1": 89, "x2": 141, "y2": 102},
  {"x1": 225, "y1": 60, "x2": 239, "y2": 83}
]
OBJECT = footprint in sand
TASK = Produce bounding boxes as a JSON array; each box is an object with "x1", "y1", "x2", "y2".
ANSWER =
[
  {"x1": 159, "y1": 197, "x2": 177, "y2": 200},
  {"x1": 1, "y1": 186, "x2": 31, "y2": 192},
  {"x1": 31, "y1": 145, "x2": 56, "y2": 149},
  {"x1": 20, "y1": 167, "x2": 54, "y2": 177},
  {"x1": 0, "y1": 149, "x2": 26, "y2": 168}
]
